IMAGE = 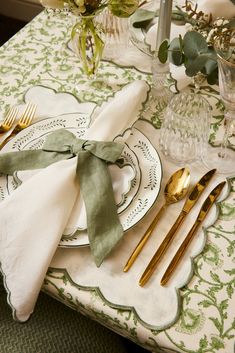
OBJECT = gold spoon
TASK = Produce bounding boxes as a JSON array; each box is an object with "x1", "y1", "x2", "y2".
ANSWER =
[{"x1": 123, "y1": 167, "x2": 191, "y2": 272}]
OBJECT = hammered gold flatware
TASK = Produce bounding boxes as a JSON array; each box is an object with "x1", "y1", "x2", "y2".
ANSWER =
[
  {"x1": 139, "y1": 168, "x2": 216, "y2": 287},
  {"x1": 0, "y1": 103, "x2": 36, "y2": 150},
  {"x1": 161, "y1": 181, "x2": 226, "y2": 286},
  {"x1": 123, "y1": 167, "x2": 191, "y2": 272},
  {"x1": 0, "y1": 107, "x2": 18, "y2": 135}
]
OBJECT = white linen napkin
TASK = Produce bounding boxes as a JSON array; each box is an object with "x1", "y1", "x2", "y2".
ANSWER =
[{"x1": 0, "y1": 80, "x2": 149, "y2": 322}]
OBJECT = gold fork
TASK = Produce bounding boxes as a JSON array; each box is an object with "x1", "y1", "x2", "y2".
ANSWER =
[
  {"x1": 0, "y1": 107, "x2": 19, "y2": 135},
  {"x1": 0, "y1": 103, "x2": 37, "y2": 150}
]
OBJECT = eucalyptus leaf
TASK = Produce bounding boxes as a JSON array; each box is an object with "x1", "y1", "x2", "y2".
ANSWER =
[
  {"x1": 168, "y1": 37, "x2": 184, "y2": 66},
  {"x1": 183, "y1": 31, "x2": 209, "y2": 59},
  {"x1": 130, "y1": 9, "x2": 158, "y2": 28},
  {"x1": 185, "y1": 54, "x2": 209, "y2": 76},
  {"x1": 206, "y1": 68, "x2": 218, "y2": 85},
  {"x1": 158, "y1": 40, "x2": 169, "y2": 63},
  {"x1": 203, "y1": 56, "x2": 217, "y2": 75}
]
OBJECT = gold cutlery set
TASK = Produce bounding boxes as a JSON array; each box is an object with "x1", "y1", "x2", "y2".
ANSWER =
[
  {"x1": 0, "y1": 103, "x2": 36, "y2": 149},
  {"x1": 124, "y1": 167, "x2": 226, "y2": 286}
]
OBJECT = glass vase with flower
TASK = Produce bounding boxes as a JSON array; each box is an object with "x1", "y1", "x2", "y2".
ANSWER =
[
  {"x1": 40, "y1": 0, "x2": 139, "y2": 76},
  {"x1": 71, "y1": 15, "x2": 105, "y2": 76}
]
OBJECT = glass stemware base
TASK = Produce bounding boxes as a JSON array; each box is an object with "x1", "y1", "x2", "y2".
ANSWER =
[
  {"x1": 203, "y1": 147, "x2": 235, "y2": 174},
  {"x1": 202, "y1": 38, "x2": 235, "y2": 174},
  {"x1": 202, "y1": 112, "x2": 235, "y2": 174}
]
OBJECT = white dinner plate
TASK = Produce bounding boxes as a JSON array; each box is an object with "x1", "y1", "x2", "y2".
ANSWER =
[{"x1": 0, "y1": 114, "x2": 162, "y2": 247}]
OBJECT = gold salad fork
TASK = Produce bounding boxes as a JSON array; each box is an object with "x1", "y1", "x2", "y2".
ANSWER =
[
  {"x1": 0, "y1": 107, "x2": 18, "y2": 135},
  {"x1": 0, "y1": 103, "x2": 36, "y2": 150}
]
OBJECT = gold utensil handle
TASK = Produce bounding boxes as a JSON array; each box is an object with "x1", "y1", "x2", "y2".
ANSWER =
[
  {"x1": 139, "y1": 169, "x2": 217, "y2": 286},
  {"x1": 161, "y1": 180, "x2": 226, "y2": 286},
  {"x1": 160, "y1": 221, "x2": 200, "y2": 286},
  {"x1": 123, "y1": 203, "x2": 167, "y2": 272},
  {"x1": 0, "y1": 132, "x2": 16, "y2": 150},
  {"x1": 139, "y1": 211, "x2": 186, "y2": 286}
]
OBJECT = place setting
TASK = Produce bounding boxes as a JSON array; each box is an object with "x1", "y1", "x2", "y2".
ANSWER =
[
  {"x1": 0, "y1": 79, "x2": 163, "y2": 322},
  {"x1": 0, "y1": 76, "x2": 229, "y2": 329}
]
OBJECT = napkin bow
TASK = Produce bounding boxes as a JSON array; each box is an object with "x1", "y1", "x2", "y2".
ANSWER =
[
  {"x1": 43, "y1": 128, "x2": 123, "y2": 162},
  {"x1": 0, "y1": 129, "x2": 124, "y2": 267}
]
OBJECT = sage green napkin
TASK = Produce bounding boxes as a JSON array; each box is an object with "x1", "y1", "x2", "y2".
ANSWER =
[{"x1": 0, "y1": 129, "x2": 124, "y2": 267}]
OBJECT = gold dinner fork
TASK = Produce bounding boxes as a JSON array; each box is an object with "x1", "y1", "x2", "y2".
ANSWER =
[
  {"x1": 0, "y1": 107, "x2": 18, "y2": 135},
  {"x1": 0, "y1": 103, "x2": 37, "y2": 150}
]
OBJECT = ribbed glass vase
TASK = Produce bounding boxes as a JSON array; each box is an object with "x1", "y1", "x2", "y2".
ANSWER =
[{"x1": 71, "y1": 15, "x2": 105, "y2": 76}]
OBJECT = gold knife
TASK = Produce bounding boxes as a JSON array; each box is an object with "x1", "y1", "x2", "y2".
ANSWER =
[
  {"x1": 139, "y1": 169, "x2": 216, "y2": 287},
  {"x1": 161, "y1": 181, "x2": 226, "y2": 286}
]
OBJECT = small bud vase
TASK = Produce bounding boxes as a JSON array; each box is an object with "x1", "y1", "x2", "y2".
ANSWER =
[{"x1": 71, "y1": 16, "x2": 105, "y2": 76}]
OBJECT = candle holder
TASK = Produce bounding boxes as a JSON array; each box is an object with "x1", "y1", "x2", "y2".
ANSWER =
[{"x1": 151, "y1": 57, "x2": 173, "y2": 104}]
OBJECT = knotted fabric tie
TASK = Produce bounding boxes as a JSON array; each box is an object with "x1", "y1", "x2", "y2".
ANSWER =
[{"x1": 0, "y1": 129, "x2": 124, "y2": 266}]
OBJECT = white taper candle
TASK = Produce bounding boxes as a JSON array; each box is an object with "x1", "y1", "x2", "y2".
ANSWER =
[{"x1": 156, "y1": 0, "x2": 173, "y2": 51}]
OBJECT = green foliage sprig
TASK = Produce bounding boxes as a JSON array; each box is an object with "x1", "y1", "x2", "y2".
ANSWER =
[{"x1": 158, "y1": 0, "x2": 235, "y2": 85}]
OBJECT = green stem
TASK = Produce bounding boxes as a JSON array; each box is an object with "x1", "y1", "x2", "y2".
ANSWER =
[
  {"x1": 164, "y1": 331, "x2": 218, "y2": 353},
  {"x1": 211, "y1": 225, "x2": 235, "y2": 235},
  {"x1": 222, "y1": 325, "x2": 235, "y2": 339},
  {"x1": 164, "y1": 331, "x2": 199, "y2": 353},
  {"x1": 209, "y1": 230, "x2": 234, "y2": 246}
]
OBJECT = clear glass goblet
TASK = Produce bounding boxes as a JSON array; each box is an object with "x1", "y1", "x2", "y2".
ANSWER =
[
  {"x1": 202, "y1": 40, "x2": 235, "y2": 174},
  {"x1": 159, "y1": 92, "x2": 211, "y2": 165}
]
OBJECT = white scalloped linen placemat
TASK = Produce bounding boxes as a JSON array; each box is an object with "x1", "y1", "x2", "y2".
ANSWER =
[
  {"x1": 27, "y1": 87, "x2": 227, "y2": 329},
  {"x1": 0, "y1": 85, "x2": 228, "y2": 329}
]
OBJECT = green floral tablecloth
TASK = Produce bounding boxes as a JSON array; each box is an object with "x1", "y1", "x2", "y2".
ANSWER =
[{"x1": 0, "y1": 11, "x2": 234, "y2": 353}]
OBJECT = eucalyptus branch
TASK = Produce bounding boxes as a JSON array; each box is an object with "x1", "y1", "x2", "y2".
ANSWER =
[
  {"x1": 174, "y1": 5, "x2": 199, "y2": 27},
  {"x1": 157, "y1": 0, "x2": 235, "y2": 84}
]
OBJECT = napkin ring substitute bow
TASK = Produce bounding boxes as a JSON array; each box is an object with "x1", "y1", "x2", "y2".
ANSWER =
[{"x1": 0, "y1": 129, "x2": 124, "y2": 267}]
